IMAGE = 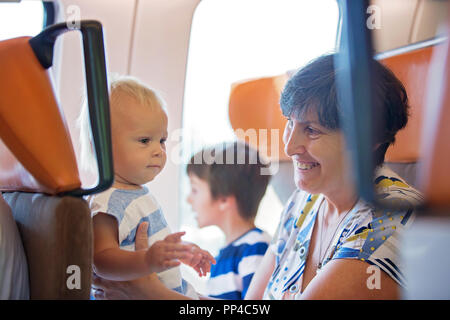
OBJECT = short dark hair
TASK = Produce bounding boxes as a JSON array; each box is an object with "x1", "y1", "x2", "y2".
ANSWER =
[
  {"x1": 280, "y1": 53, "x2": 410, "y2": 166},
  {"x1": 186, "y1": 142, "x2": 271, "y2": 220}
]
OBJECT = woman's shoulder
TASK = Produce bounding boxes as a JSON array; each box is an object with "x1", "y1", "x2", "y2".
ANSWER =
[
  {"x1": 342, "y1": 165, "x2": 422, "y2": 225},
  {"x1": 331, "y1": 167, "x2": 421, "y2": 277},
  {"x1": 373, "y1": 165, "x2": 424, "y2": 207}
]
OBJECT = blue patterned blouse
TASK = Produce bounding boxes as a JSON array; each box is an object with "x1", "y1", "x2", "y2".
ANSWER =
[{"x1": 263, "y1": 165, "x2": 423, "y2": 300}]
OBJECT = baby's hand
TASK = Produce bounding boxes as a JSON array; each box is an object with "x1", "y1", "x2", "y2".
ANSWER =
[
  {"x1": 179, "y1": 243, "x2": 216, "y2": 277},
  {"x1": 145, "y1": 231, "x2": 194, "y2": 273}
]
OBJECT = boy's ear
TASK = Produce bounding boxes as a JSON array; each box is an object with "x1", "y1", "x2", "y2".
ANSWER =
[
  {"x1": 218, "y1": 195, "x2": 236, "y2": 211},
  {"x1": 217, "y1": 197, "x2": 228, "y2": 211}
]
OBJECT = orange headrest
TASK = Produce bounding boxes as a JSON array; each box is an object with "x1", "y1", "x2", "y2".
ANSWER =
[
  {"x1": 379, "y1": 44, "x2": 443, "y2": 163},
  {"x1": 418, "y1": 38, "x2": 450, "y2": 208},
  {"x1": 0, "y1": 37, "x2": 81, "y2": 194},
  {"x1": 228, "y1": 74, "x2": 290, "y2": 162}
]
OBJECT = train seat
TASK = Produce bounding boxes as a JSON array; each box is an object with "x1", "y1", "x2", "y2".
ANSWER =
[
  {"x1": 0, "y1": 120, "x2": 92, "y2": 299},
  {"x1": 0, "y1": 47, "x2": 92, "y2": 299},
  {"x1": 228, "y1": 74, "x2": 295, "y2": 204},
  {"x1": 0, "y1": 117, "x2": 92, "y2": 299},
  {"x1": 402, "y1": 35, "x2": 450, "y2": 299},
  {"x1": 1, "y1": 192, "x2": 92, "y2": 299},
  {"x1": 0, "y1": 19, "x2": 112, "y2": 299},
  {"x1": 377, "y1": 38, "x2": 445, "y2": 188}
]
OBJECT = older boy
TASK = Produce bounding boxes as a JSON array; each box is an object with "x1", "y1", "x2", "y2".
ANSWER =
[{"x1": 186, "y1": 142, "x2": 271, "y2": 299}]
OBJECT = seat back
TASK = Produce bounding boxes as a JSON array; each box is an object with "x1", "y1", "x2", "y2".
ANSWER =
[
  {"x1": 2, "y1": 192, "x2": 92, "y2": 299},
  {"x1": 0, "y1": 37, "x2": 81, "y2": 194},
  {"x1": 229, "y1": 74, "x2": 290, "y2": 162},
  {"x1": 417, "y1": 38, "x2": 450, "y2": 208},
  {"x1": 376, "y1": 39, "x2": 445, "y2": 188},
  {"x1": 0, "y1": 21, "x2": 111, "y2": 299},
  {"x1": 401, "y1": 32, "x2": 450, "y2": 300},
  {"x1": 228, "y1": 74, "x2": 295, "y2": 203}
]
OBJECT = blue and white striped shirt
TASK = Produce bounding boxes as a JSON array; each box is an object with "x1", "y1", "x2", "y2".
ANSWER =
[
  {"x1": 87, "y1": 186, "x2": 197, "y2": 298},
  {"x1": 207, "y1": 228, "x2": 271, "y2": 299}
]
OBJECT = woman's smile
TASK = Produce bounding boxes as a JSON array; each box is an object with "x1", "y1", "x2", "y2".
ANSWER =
[{"x1": 295, "y1": 160, "x2": 320, "y2": 170}]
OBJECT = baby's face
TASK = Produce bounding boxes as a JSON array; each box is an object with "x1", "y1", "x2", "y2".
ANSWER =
[{"x1": 111, "y1": 93, "x2": 168, "y2": 189}]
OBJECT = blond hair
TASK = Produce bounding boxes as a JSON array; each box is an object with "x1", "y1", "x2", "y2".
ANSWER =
[{"x1": 77, "y1": 73, "x2": 167, "y2": 173}]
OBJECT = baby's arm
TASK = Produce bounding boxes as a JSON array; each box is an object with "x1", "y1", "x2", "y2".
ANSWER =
[
  {"x1": 163, "y1": 236, "x2": 216, "y2": 277},
  {"x1": 93, "y1": 213, "x2": 193, "y2": 281},
  {"x1": 181, "y1": 244, "x2": 216, "y2": 277}
]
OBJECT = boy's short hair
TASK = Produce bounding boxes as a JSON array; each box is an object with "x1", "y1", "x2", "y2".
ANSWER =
[
  {"x1": 187, "y1": 142, "x2": 271, "y2": 220},
  {"x1": 77, "y1": 73, "x2": 166, "y2": 172}
]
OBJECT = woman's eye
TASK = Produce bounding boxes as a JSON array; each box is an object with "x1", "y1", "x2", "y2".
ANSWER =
[
  {"x1": 139, "y1": 138, "x2": 150, "y2": 144},
  {"x1": 305, "y1": 126, "x2": 321, "y2": 137},
  {"x1": 160, "y1": 138, "x2": 167, "y2": 144}
]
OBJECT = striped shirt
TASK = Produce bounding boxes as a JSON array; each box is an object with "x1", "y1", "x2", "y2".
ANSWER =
[
  {"x1": 263, "y1": 165, "x2": 423, "y2": 300},
  {"x1": 87, "y1": 186, "x2": 197, "y2": 298},
  {"x1": 208, "y1": 228, "x2": 271, "y2": 299}
]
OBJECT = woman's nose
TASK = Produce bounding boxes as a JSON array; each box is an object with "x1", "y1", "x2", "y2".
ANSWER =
[{"x1": 284, "y1": 125, "x2": 306, "y2": 157}]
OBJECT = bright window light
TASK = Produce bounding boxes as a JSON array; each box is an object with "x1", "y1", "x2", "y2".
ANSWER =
[
  {"x1": 0, "y1": 1, "x2": 44, "y2": 41},
  {"x1": 180, "y1": 0, "x2": 339, "y2": 295}
]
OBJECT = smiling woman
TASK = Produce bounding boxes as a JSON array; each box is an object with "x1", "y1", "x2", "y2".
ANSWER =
[{"x1": 256, "y1": 53, "x2": 423, "y2": 300}]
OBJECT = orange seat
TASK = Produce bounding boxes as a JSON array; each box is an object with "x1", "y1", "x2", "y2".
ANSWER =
[
  {"x1": 417, "y1": 38, "x2": 450, "y2": 208},
  {"x1": 380, "y1": 43, "x2": 443, "y2": 163},
  {"x1": 229, "y1": 74, "x2": 290, "y2": 162},
  {"x1": 0, "y1": 36, "x2": 81, "y2": 194}
]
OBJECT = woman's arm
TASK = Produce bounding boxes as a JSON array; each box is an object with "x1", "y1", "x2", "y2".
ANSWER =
[
  {"x1": 300, "y1": 259, "x2": 400, "y2": 300},
  {"x1": 244, "y1": 249, "x2": 276, "y2": 300}
]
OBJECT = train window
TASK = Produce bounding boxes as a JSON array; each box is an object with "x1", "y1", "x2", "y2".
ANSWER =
[
  {"x1": 0, "y1": 1, "x2": 45, "y2": 41},
  {"x1": 179, "y1": 0, "x2": 339, "y2": 294}
]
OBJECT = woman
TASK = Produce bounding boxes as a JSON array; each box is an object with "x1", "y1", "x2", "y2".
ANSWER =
[{"x1": 93, "y1": 54, "x2": 423, "y2": 300}]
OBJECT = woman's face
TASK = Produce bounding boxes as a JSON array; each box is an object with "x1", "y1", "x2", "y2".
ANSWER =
[{"x1": 283, "y1": 109, "x2": 353, "y2": 196}]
